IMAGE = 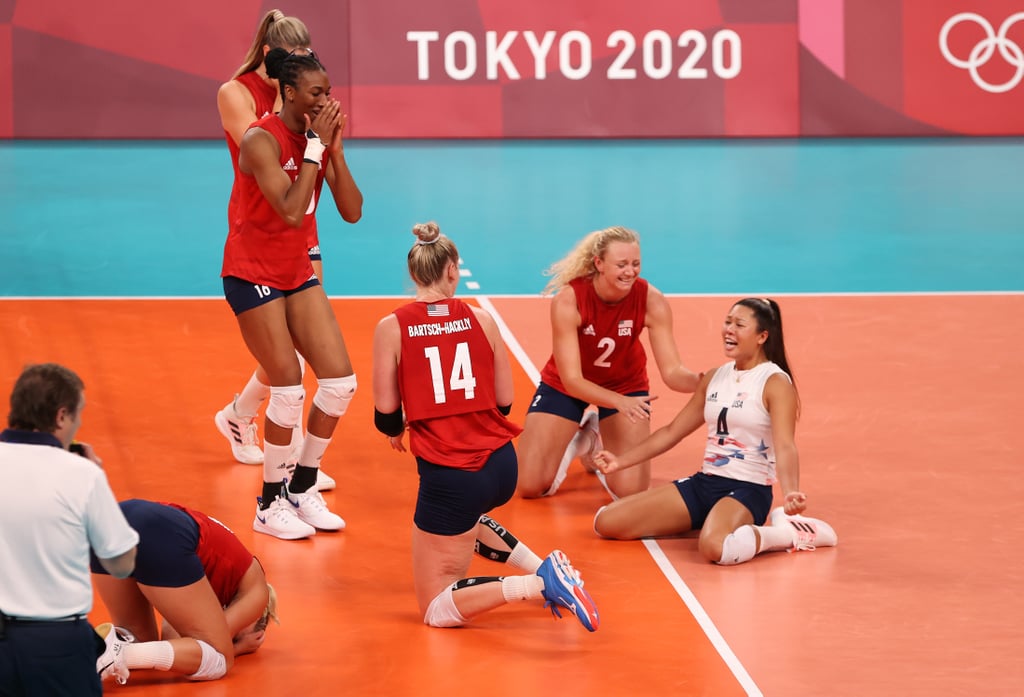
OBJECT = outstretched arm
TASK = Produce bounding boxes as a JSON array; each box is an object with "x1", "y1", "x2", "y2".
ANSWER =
[
  {"x1": 593, "y1": 369, "x2": 714, "y2": 473},
  {"x1": 645, "y1": 285, "x2": 701, "y2": 393}
]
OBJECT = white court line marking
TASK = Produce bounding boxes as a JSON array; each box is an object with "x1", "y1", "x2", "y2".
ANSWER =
[
  {"x1": 476, "y1": 295, "x2": 763, "y2": 697},
  {"x1": 2, "y1": 290, "x2": 1021, "y2": 301}
]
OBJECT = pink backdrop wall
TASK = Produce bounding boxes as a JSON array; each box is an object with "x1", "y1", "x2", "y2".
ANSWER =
[{"x1": 1, "y1": 0, "x2": 1021, "y2": 138}]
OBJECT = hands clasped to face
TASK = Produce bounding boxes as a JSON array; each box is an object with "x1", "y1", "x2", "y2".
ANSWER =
[{"x1": 305, "y1": 99, "x2": 347, "y2": 155}]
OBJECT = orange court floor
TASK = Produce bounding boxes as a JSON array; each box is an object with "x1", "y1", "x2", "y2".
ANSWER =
[{"x1": 1, "y1": 294, "x2": 1021, "y2": 697}]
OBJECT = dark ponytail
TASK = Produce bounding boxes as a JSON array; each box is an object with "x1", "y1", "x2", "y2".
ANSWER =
[{"x1": 735, "y1": 297, "x2": 795, "y2": 385}]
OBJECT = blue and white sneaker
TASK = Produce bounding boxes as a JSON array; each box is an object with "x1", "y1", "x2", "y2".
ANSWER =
[
  {"x1": 253, "y1": 496, "x2": 315, "y2": 540},
  {"x1": 285, "y1": 483, "x2": 346, "y2": 531},
  {"x1": 536, "y1": 550, "x2": 600, "y2": 632}
]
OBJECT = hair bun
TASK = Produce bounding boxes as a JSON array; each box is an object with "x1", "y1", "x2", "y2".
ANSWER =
[{"x1": 412, "y1": 222, "x2": 441, "y2": 245}]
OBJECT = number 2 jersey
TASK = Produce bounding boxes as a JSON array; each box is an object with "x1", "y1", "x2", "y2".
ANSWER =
[
  {"x1": 702, "y1": 360, "x2": 789, "y2": 486},
  {"x1": 221, "y1": 113, "x2": 325, "y2": 289},
  {"x1": 539, "y1": 276, "x2": 650, "y2": 395},
  {"x1": 394, "y1": 299, "x2": 522, "y2": 471}
]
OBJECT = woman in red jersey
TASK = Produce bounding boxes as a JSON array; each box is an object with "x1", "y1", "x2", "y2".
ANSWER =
[
  {"x1": 214, "y1": 10, "x2": 359, "y2": 495},
  {"x1": 517, "y1": 226, "x2": 701, "y2": 500},
  {"x1": 221, "y1": 50, "x2": 359, "y2": 541},
  {"x1": 371, "y1": 222, "x2": 599, "y2": 632},
  {"x1": 92, "y1": 499, "x2": 277, "y2": 684}
]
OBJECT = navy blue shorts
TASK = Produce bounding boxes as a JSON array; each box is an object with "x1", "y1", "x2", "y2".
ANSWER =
[
  {"x1": 526, "y1": 381, "x2": 648, "y2": 422},
  {"x1": 414, "y1": 441, "x2": 518, "y2": 536},
  {"x1": 222, "y1": 274, "x2": 320, "y2": 316},
  {"x1": 673, "y1": 472, "x2": 773, "y2": 528},
  {"x1": 90, "y1": 499, "x2": 204, "y2": 588}
]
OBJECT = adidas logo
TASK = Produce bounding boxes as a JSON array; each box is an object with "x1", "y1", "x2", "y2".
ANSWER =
[
  {"x1": 283, "y1": 157, "x2": 298, "y2": 171},
  {"x1": 583, "y1": 324, "x2": 596, "y2": 336}
]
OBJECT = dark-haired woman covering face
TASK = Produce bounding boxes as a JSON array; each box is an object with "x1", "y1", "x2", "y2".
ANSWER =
[
  {"x1": 221, "y1": 50, "x2": 361, "y2": 541},
  {"x1": 214, "y1": 11, "x2": 358, "y2": 497},
  {"x1": 591, "y1": 298, "x2": 838, "y2": 565}
]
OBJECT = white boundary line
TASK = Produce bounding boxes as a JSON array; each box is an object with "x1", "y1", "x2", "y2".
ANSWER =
[
  {"x1": 476, "y1": 295, "x2": 763, "y2": 697},
  {"x1": 1, "y1": 289, "x2": 1022, "y2": 301}
]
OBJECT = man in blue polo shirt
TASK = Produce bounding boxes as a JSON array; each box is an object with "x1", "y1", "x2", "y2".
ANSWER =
[{"x1": 0, "y1": 363, "x2": 138, "y2": 696}]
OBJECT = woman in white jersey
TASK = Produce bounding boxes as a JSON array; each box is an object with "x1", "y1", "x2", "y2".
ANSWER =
[{"x1": 591, "y1": 298, "x2": 837, "y2": 565}]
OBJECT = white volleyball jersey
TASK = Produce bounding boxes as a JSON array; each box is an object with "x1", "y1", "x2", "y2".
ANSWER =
[{"x1": 702, "y1": 360, "x2": 790, "y2": 485}]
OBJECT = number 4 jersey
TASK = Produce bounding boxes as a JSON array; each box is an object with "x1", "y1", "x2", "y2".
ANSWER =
[{"x1": 394, "y1": 299, "x2": 523, "y2": 470}]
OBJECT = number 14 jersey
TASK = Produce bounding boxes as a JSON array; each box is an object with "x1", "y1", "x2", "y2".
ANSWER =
[{"x1": 395, "y1": 299, "x2": 522, "y2": 470}]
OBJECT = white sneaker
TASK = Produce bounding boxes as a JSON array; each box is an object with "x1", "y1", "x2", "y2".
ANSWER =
[
  {"x1": 95, "y1": 622, "x2": 132, "y2": 685},
  {"x1": 769, "y1": 507, "x2": 838, "y2": 551},
  {"x1": 286, "y1": 486, "x2": 346, "y2": 531},
  {"x1": 543, "y1": 410, "x2": 601, "y2": 497},
  {"x1": 214, "y1": 397, "x2": 263, "y2": 465},
  {"x1": 315, "y1": 469, "x2": 336, "y2": 492},
  {"x1": 253, "y1": 496, "x2": 315, "y2": 540}
]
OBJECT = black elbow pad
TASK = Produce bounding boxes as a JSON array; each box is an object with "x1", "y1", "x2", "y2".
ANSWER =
[
  {"x1": 374, "y1": 407, "x2": 405, "y2": 437},
  {"x1": 497, "y1": 403, "x2": 512, "y2": 416}
]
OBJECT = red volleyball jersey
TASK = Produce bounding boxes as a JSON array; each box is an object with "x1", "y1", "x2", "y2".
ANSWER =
[
  {"x1": 539, "y1": 277, "x2": 650, "y2": 396},
  {"x1": 165, "y1": 503, "x2": 254, "y2": 608},
  {"x1": 221, "y1": 114, "x2": 324, "y2": 289},
  {"x1": 394, "y1": 299, "x2": 522, "y2": 470},
  {"x1": 224, "y1": 72, "x2": 279, "y2": 237}
]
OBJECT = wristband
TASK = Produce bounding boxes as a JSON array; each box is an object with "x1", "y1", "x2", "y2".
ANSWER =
[
  {"x1": 374, "y1": 407, "x2": 405, "y2": 437},
  {"x1": 304, "y1": 128, "x2": 326, "y2": 163}
]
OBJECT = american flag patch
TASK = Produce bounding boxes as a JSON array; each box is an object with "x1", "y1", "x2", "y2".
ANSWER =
[
  {"x1": 427, "y1": 304, "x2": 450, "y2": 317},
  {"x1": 619, "y1": 319, "x2": 634, "y2": 328}
]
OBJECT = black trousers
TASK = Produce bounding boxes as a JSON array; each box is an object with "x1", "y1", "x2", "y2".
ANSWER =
[{"x1": 0, "y1": 617, "x2": 101, "y2": 696}]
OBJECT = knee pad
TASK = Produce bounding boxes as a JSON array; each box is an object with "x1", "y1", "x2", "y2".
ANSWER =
[
  {"x1": 592, "y1": 505, "x2": 608, "y2": 537},
  {"x1": 313, "y1": 375, "x2": 357, "y2": 418},
  {"x1": 266, "y1": 385, "x2": 305, "y2": 430},
  {"x1": 423, "y1": 584, "x2": 467, "y2": 628},
  {"x1": 718, "y1": 525, "x2": 757, "y2": 566},
  {"x1": 187, "y1": 639, "x2": 227, "y2": 681}
]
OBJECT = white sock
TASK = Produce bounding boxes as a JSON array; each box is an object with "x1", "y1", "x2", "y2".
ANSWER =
[
  {"x1": 235, "y1": 372, "x2": 270, "y2": 418},
  {"x1": 262, "y1": 440, "x2": 292, "y2": 483},
  {"x1": 298, "y1": 433, "x2": 330, "y2": 471},
  {"x1": 290, "y1": 424, "x2": 305, "y2": 452},
  {"x1": 508, "y1": 544, "x2": 544, "y2": 573},
  {"x1": 124, "y1": 641, "x2": 175, "y2": 671},
  {"x1": 501, "y1": 575, "x2": 545, "y2": 603},
  {"x1": 757, "y1": 524, "x2": 796, "y2": 553}
]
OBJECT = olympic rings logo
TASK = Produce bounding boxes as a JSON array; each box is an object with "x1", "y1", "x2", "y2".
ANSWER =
[{"x1": 939, "y1": 12, "x2": 1024, "y2": 93}]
